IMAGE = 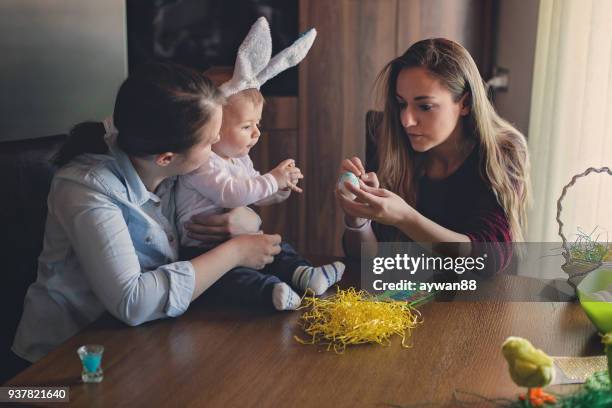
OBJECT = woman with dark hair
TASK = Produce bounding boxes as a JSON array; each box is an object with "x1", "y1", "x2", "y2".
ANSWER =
[{"x1": 12, "y1": 63, "x2": 281, "y2": 363}]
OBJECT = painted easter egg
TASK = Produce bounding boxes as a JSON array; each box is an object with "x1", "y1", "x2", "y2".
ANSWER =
[{"x1": 338, "y1": 172, "x2": 360, "y2": 200}]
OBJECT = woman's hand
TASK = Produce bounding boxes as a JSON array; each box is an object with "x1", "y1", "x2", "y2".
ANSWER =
[
  {"x1": 340, "y1": 157, "x2": 379, "y2": 188},
  {"x1": 232, "y1": 233, "x2": 282, "y2": 269},
  {"x1": 337, "y1": 157, "x2": 380, "y2": 227},
  {"x1": 184, "y1": 207, "x2": 262, "y2": 245},
  {"x1": 338, "y1": 182, "x2": 417, "y2": 226}
]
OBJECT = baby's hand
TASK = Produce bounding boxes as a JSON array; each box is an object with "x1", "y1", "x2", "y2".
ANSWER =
[{"x1": 269, "y1": 159, "x2": 304, "y2": 193}]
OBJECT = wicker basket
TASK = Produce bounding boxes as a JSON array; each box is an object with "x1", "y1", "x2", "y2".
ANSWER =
[{"x1": 556, "y1": 166, "x2": 612, "y2": 289}]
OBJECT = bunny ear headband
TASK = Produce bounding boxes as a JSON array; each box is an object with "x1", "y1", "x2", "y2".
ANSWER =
[{"x1": 219, "y1": 17, "x2": 317, "y2": 97}]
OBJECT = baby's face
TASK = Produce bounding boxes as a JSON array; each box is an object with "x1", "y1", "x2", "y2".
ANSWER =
[{"x1": 213, "y1": 96, "x2": 263, "y2": 159}]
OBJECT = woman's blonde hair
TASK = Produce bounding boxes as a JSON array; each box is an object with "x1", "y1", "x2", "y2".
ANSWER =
[{"x1": 375, "y1": 38, "x2": 530, "y2": 241}]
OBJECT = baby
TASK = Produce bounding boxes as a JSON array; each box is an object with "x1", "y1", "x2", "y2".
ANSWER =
[{"x1": 175, "y1": 18, "x2": 344, "y2": 311}]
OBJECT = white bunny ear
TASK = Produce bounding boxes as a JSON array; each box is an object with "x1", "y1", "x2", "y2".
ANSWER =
[
  {"x1": 220, "y1": 17, "x2": 272, "y2": 97},
  {"x1": 256, "y1": 28, "x2": 317, "y2": 88}
]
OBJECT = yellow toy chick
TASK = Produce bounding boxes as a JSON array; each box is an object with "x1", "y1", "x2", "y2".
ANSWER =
[{"x1": 502, "y1": 336, "x2": 557, "y2": 407}]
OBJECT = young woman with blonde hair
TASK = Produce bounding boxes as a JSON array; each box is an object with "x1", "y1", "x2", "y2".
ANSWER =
[{"x1": 338, "y1": 38, "x2": 530, "y2": 264}]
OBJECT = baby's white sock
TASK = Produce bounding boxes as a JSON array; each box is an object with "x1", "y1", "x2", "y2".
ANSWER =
[
  {"x1": 292, "y1": 261, "x2": 345, "y2": 296},
  {"x1": 272, "y1": 283, "x2": 301, "y2": 311}
]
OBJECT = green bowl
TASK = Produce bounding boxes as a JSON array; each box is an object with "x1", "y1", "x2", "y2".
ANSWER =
[{"x1": 577, "y1": 265, "x2": 612, "y2": 333}]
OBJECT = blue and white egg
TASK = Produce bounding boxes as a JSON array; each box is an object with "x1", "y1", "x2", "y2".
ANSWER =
[{"x1": 337, "y1": 172, "x2": 360, "y2": 200}]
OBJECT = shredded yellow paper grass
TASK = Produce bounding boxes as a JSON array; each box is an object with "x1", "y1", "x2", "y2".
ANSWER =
[{"x1": 294, "y1": 288, "x2": 423, "y2": 353}]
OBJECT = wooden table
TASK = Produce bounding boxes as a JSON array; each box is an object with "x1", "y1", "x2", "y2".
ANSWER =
[{"x1": 4, "y1": 257, "x2": 602, "y2": 407}]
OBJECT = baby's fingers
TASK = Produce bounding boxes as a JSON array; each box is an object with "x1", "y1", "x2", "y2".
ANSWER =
[
  {"x1": 287, "y1": 181, "x2": 303, "y2": 193},
  {"x1": 288, "y1": 170, "x2": 303, "y2": 180},
  {"x1": 278, "y1": 158, "x2": 296, "y2": 169}
]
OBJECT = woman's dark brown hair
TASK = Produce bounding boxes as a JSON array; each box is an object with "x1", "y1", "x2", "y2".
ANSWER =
[{"x1": 54, "y1": 62, "x2": 224, "y2": 166}]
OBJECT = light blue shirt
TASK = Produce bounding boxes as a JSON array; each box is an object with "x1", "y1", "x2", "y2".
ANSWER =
[{"x1": 12, "y1": 139, "x2": 195, "y2": 362}]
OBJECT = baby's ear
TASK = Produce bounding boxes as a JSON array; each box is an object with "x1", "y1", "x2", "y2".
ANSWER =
[
  {"x1": 220, "y1": 17, "x2": 272, "y2": 96},
  {"x1": 256, "y1": 28, "x2": 317, "y2": 87}
]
